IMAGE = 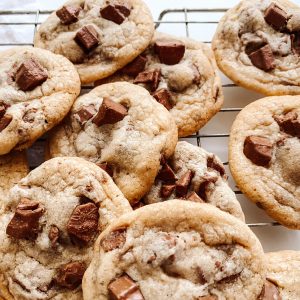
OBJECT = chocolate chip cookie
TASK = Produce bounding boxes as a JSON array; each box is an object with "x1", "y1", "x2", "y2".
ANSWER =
[
  {"x1": 95, "y1": 32, "x2": 223, "y2": 137},
  {"x1": 0, "y1": 46, "x2": 80, "y2": 155},
  {"x1": 48, "y1": 82, "x2": 178, "y2": 205},
  {"x1": 34, "y1": 0, "x2": 154, "y2": 84},
  {"x1": 0, "y1": 157, "x2": 131, "y2": 299},
  {"x1": 82, "y1": 200, "x2": 266, "y2": 300},
  {"x1": 229, "y1": 95, "x2": 300, "y2": 229},
  {"x1": 213, "y1": 0, "x2": 300, "y2": 96},
  {"x1": 143, "y1": 141, "x2": 244, "y2": 221},
  {"x1": 259, "y1": 250, "x2": 300, "y2": 299}
]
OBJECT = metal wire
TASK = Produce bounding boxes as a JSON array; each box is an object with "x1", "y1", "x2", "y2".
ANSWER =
[{"x1": 0, "y1": 8, "x2": 279, "y2": 227}]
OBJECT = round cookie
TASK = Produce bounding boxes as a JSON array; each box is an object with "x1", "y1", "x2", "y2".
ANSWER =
[
  {"x1": 0, "y1": 157, "x2": 131, "y2": 300},
  {"x1": 82, "y1": 200, "x2": 266, "y2": 300},
  {"x1": 0, "y1": 47, "x2": 80, "y2": 155},
  {"x1": 95, "y1": 31, "x2": 223, "y2": 137},
  {"x1": 229, "y1": 96, "x2": 300, "y2": 229},
  {"x1": 259, "y1": 251, "x2": 300, "y2": 299},
  {"x1": 212, "y1": 0, "x2": 300, "y2": 96},
  {"x1": 34, "y1": 0, "x2": 154, "y2": 84},
  {"x1": 48, "y1": 82, "x2": 178, "y2": 205},
  {"x1": 143, "y1": 141, "x2": 245, "y2": 221}
]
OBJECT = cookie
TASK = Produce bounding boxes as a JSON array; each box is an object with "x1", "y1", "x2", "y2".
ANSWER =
[
  {"x1": 95, "y1": 32, "x2": 223, "y2": 137},
  {"x1": 229, "y1": 95, "x2": 300, "y2": 229},
  {"x1": 0, "y1": 157, "x2": 131, "y2": 299},
  {"x1": 212, "y1": 0, "x2": 300, "y2": 96},
  {"x1": 48, "y1": 82, "x2": 178, "y2": 205},
  {"x1": 259, "y1": 251, "x2": 300, "y2": 299},
  {"x1": 82, "y1": 200, "x2": 266, "y2": 300},
  {"x1": 34, "y1": 0, "x2": 154, "y2": 84},
  {"x1": 0, "y1": 46, "x2": 80, "y2": 155},
  {"x1": 143, "y1": 141, "x2": 245, "y2": 221}
]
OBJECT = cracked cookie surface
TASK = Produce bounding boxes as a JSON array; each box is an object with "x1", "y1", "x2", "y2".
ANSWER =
[
  {"x1": 34, "y1": 0, "x2": 154, "y2": 84},
  {"x1": 0, "y1": 157, "x2": 131, "y2": 300},
  {"x1": 83, "y1": 200, "x2": 266, "y2": 300},
  {"x1": 229, "y1": 96, "x2": 300, "y2": 229}
]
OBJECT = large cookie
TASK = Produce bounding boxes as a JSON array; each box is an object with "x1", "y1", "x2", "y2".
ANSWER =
[
  {"x1": 82, "y1": 200, "x2": 266, "y2": 300},
  {"x1": 34, "y1": 0, "x2": 154, "y2": 84},
  {"x1": 0, "y1": 157, "x2": 131, "y2": 299},
  {"x1": 96, "y1": 32, "x2": 223, "y2": 137},
  {"x1": 229, "y1": 96, "x2": 300, "y2": 229},
  {"x1": 0, "y1": 47, "x2": 80, "y2": 155},
  {"x1": 143, "y1": 141, "x2": 245, "y2": 221},
  {"x1": 212, "y1": 0, "x2": 300, "y2": 95},
  {"x1": 48, "y1": 82, "x2": 178, "y2": 205}
]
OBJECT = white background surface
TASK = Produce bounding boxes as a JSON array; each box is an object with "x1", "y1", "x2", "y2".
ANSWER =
[{"x1": 0, "y1": 0, "x2": 299, "y2": 251}]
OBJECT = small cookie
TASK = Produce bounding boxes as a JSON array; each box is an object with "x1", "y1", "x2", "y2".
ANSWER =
[
  {"x1": 48, "y1": 82, "x2": 178, "y2": 204},
  {"x1": 229, "y1": 95, "x2": 300, "y2": 229},
  {"x1": 0, "y1": 157, "x2": 131, "y2": 299},
  {"x1": 96, "y1": 32, "x2": 223, "y2": 137},
  {"x1": 0, "y1": 47, "x2": 80, "y2": 155},
  {"x1": 259, "y1": 251, "x2": 300, "y2": 299},
  {"x1": 82, "y1": 200, "x2": 266, "y2": 300},
  {"x1": 34, "y1": 0, "x2": 154, "y2": 84},
  {"x1": 143, "y1": 141, "x2": 245, "y2": 221},
  {"x1": 212, "y1": 0, "x2": 300, "y2": 96}
]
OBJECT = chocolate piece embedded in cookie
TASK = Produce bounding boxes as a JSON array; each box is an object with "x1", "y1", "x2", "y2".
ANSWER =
[
  {"x1": 156, "y1": 163, "x2": 177, "y2": 183},
  {"x1": 121, "y1": 55, "x2": 147, "y2": 77},
  {"x1": 101, "y1": 228, "x2": 127, "y2": 252},
  {"x1": 49, "y1": 225, "x2": 60, "y2": 248},
  {"x1": 0, "y1": 114, "x2": 12, "y2": 132},
  {"x1": 76, "y1": 105, "x2": 97, "y2": 124},
  {"x1": 154, "y1": 39, "x2": 185, "y2": 65},
  {"x1": 186, "y1": 191, "x2": 204, "y2": 203},
  {"x1": 264, "y1": 3, "x2": 287, "y2": 32},
  {"x1": 15, "y1": 58, "x2": 48, "y2": 91},
  {"x1": 56, "y1": 5, "x2": 81, "y2": 25},
  {"x1": 258, "y1": 280, "x2": 281, "y2": 300},
  {"x1": 176, "y1": 170, "x2": 194, "y2": 197},
  {"x1": 160, "y1": 184, "x2": 176, "y2": 198},
  {"x1": 75, "y1": 25, "x2": 99, "y2": 52},
  {"x1": 134, "y1": 69, "x2": 161, "y2": 92},
  {"x1": 152, "y1": 89, "x2": 174, "y2": 111},
  {"x1": 56, "y1": 262, "x2": 86, "y2": 289},
  {"x1": 100, "y1": 1, "x2": 131, "y2": 25},
  {"x1": 248, "y1": 44, "x2": 275, "y2": 71},
  {"x1": 291, "y1": 33, "x2": 300, "y2": 55},
  {"x1": 274, "y1": 111, "x2": 300, "y2": 137},
  {"x1": 98, "y1": 162, "x2": 114, "y2": 177}
]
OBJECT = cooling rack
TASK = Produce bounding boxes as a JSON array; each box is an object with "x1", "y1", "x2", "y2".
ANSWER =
[{"x1": 0, "y1": 7, "x2": 299, "y2": 251}]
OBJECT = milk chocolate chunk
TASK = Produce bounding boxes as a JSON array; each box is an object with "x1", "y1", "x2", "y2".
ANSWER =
[
  {"x1": 245, "y1": 41, "x2": 267, "y2": 55},
  {"x1": 101, "y1": 228, "x2": 126, "y2": 252},
  {"x1": 108, "y1": 275, "x2": 144, "y2": 300},
  {"x1": 49, "y1": 225, "x2": 60, "y2": 248},
  {"x1": 274, "y1": 111, "x2": 300, "y2": 137},
  {"x1": 56, "y1": 262, "x2": 86, "y2": 289},
  {"x1": 160, "y1": 184, "x2": 176, "y2": 198},
  {"x1": 56, "y1": 5, "x2": 81, "y2": 25},
  {"x1": 207, "y1": 156, "x2": 225, "y2": 176},
  {"x1": 75, "y1": 25, "x2": 99, "y2": 52},
  {"x1": 0, "y1": 114, "x2": 12, "y2": 132},
  {"x1": 248, "y1": 44, "x2": 275, "y2": 71},
  {"x1": 186, "y1": 191, "x2": 204, "y2": 203},
  {"x1": 176, "y1": 170, "x2": 194, "y2": 197},
  {"x1": 217, "y1": 272, "x2": 241, "y2": 284},
  {"x1": 0, "y1": 102, "x2": 9, "y2": 119},
  {"x1": 67, "y1": 202, "x2": 99, "y2": 244},
  {"x1": 198, "y1": 174, "x2": 218, "y2": 201},
  {"x1": 121, "y1": 55, "x2": 147, "y2": 77},
  {"x1": 15, "y1": 58, "x2": 48, "y2": 91},
  {"x1": 152, "y1": 89, "x2": 174, "y2": 111},
  {"x1": 156, "y1": 163, "x2": 177, "y2": 183},
  {"x1": 243, "y1": 136, "x2": 274, "y2": 167},
  {"x1": 76, "y1": 105, "x2": 97, "y2": 124},
  {"x1": 6, "y1": 198, "x2": 45, "y2": 240},
  {"x1": 100, "y1": 2, "x2": 131, "y2": 25},
  {"x1": 134, "y1": 69, "x2": 161, "y2": 92},
  {"x1": 264, "y1": 3, "x2": 287, "y2": 31},
  {"x1": 98, "y1": 162, "x2": 114, "y2": 177},
  {"x1": 291, "y1": 33, "x2": 300, "y2": 55},
  {"x1": 259, "y1": 280, "x2": 282, "y2": 300},
  {"x1": 92, "y1": 97, "x2": 127, "y2": 126},
  {"x1": 154, "y1": 39, "x2": 185, "y2": 65}
]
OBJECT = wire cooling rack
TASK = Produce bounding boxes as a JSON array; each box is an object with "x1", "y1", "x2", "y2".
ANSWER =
[{"x1": 0, "y1": 7, "x2": 299, "y2": 251}]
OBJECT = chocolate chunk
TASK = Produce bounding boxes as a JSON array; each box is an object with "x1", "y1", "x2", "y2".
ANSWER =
[
  {"x1": 176, "y1": 170, "x2": 194, "y2": 197},
  {"x1": 248, "y1": 44, "x2": 275, "y2": 71},
  {"x1": 92, "y1": 97, "x2": 127, "y2": 126},
  {"x1": 243, "y1": 136, "x2": 274, "y2": 167},
  {"x1": 259, "y1": 280, "x2": 282, "y2": 300},
  {"x1": 0, "y1": 102, "x2": 9, "y2": 119},
  {"x1": 121, "y1": 55, "x2": 147, "y2": 77},
  {"x1": 0, "y1": 114, "x2": 12, "y2": 132},
  {"x1": 245, "y1": 41, "x2": 267, "y2": 55},
  {"x1": 152, "y1": 89, "x2": 174, "y2": 111},
  {"x1": 75, "y1": 25, "x2": 99, "y2": 52},
  {"x1": 56, "y1": 5, "x2": 81, "y2": 25},
  {"x1": 154, "y1": 39, "x2": 185, "y2": 65},
  {"x1": 100, "y1": 2, "x2": 131, "y2": 25},
  {"x1": 6, "y1": 198, "x2": 45, "y2": 240},
  {"x1": 274, "y1": 111, "x2": 300, "y2": 137},
  {"x1": 291, "y1": 33, "x2": 300, "y2": 55},
  {"x1": 134, "y1": 69, "x2": 161, "y2": 92},
  {"x1": 197, "y1": 267, "x2": 207, "y2": 285},
  {"x1": 207, "y1": 156, "x2": 225, "y2": 176},
  {"x1": 98, "y1": 162, "x2": 114, "y2": 177},
  {"x1": 217, "y1": 272, "x2": 241, "y2": 284},
  {"x1": 56, "y1": 262, "x2": 86, "y2": 289},
  {"x1": 23, "y1": 108, "x2": 37, "y2": 123},
  {"x1": 160, "y1": 184, "x2": 176, "y2": 198},
  {"x1": 264, "y1": 3, "x2": 287, "y2": 31},
  {"x1": 156, "y1": 163, "x2": 177, "y2": 183},
  {"x1": 76, "y1": 105, "x2": 97, "y2": 124},
  {"x1": 114, "y1": 2, "x2": 131, "y2": 17},
  {"x1": 67, "y1": 202, "x2": 99, "y2": 244},
  {"x1": 198, "y1": 174, "x2": 218, "y2": 201},
  {"x1": 15, "y1": 59, "x2": 48, "y2": 91},
  {"x1": 101, "y1": 228, "x2": 127, "y2": 252},
  {"x1": 49, "y1": 225, "x2": 60, "y2": 248},
  {"x1": 108, "y1": 275, "x2": 144, "y2": 300},
  {"x1": 186, "y1": 191, "x2": 204, "y2": 203}
]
